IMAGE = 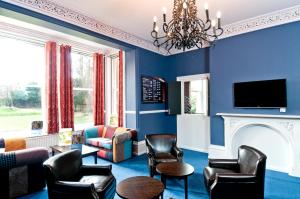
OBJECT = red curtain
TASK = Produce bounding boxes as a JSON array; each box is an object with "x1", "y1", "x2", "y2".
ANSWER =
[
  {"x1": 59, "y1": 45, "x2": 74, "y2": 129},
  {"x1": 45, "y1": 41, "x2": 59, "y2": 134},
  {"x1": 93, "y1": 53, "x2": 105, "y2": 125},
  {"x1": 118, "y1": 50, "x2": 124, "y2": 127}
]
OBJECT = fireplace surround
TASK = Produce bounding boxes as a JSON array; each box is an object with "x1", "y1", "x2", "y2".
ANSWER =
[{"x1": 209, "y1": 113, "x2": 300, "y2": 177}]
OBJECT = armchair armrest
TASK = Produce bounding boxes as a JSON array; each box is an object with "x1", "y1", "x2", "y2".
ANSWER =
[
  {"x1": 145, "y1": 145, "x2": 155, "y2": 159},
  {"x1": 210, "y1": 173, "x2": 257, "y2": 199},
  {"x1": 171, "y1": 146, "x2": 183, "y2": 159},
  {"x1": 54, "y1": 181, "x2": 99, "y2": 199},
  {"x1": 209, "y1": 159, "x2": 239, "y2": 171},
  {"x1": 79, "y1": 164, "x2": 112, "y2": 176},
  {"x1": 215, "y1": 173, "x2": 256, "y2": 183}
]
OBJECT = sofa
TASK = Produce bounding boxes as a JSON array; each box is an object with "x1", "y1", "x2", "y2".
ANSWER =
[
  {"x1": 43, "y1": 149, "x2": 116, "y2": 199},
  {"x1": 83, "y1": 125, "x2": 137, "y2": 162},
  {"x1": 0, "y1": 137, "x2": 49, "y2": 198}
]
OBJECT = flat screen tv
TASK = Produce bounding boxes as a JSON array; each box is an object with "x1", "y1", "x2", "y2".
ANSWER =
[{"x1": 234, "y1": 79, "x2": 287, "y2": 108}]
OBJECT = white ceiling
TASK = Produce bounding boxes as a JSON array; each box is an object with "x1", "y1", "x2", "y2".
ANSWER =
[{"x1": 49, "y1": 0, "x2": 300, "y2": 43}]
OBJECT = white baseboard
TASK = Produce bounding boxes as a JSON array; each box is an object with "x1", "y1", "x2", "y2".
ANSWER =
[
  {"x1": 208, "y1": 144, "x2": 227, "y2": 159},
  {"x1": 135, "y1": 140, "x2": 146, "y2": 155},
  {"x1": 179, "y1": 145, "x2": 208, "y2": 153}
]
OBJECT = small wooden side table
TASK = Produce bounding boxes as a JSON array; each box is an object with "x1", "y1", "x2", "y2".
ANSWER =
[
  {"x1": 156, "y1": 162, "x2": 194, "y2": 199},
  {"x1": 117, "y1": 176, "x2": 164, "y2": 199}
]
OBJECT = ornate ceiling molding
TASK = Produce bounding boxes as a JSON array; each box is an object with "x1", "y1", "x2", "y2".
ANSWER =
[
  {"x1": 2, "y1": 0, "x2": 300, "y2": 56},
  {"x1": 3, "y1": 0, "x2": 168, "y2": 55},
  {"x1": 220, "y1": 5, "x2": 300, "y2": 39}
]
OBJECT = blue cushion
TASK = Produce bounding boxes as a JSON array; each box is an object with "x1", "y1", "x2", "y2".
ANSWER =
[
  {"x1": 0, "y1": 138, "x2": 5, "y2": 148},
  {"x1": 84, "y1": 127, "x2": 99, "y2": 143}
]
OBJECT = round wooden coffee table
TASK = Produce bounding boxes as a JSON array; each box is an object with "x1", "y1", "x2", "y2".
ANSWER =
[
  {"x1": 156, "y1": 162, "x2": 194, "y2": 199},
  {"x1": 116, "y1": 176, "x2": 164, "y2": 199}
]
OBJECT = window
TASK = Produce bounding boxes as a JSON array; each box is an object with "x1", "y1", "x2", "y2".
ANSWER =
[
  {"x1": 71, "y1": 51, "x2": 93, "y2": 128},
  {"x1": 105, "y1": 54, "x2": 120, "y2": 126},
  {"x1": 178, "y1": 74, "x2": 209, "y2": 115},
  {"x1": 0, "y1": 22, "x2": 122, "y2": 134},
  {"x1": 0, "y1": 35, "x2": 44, "y2": 133}
]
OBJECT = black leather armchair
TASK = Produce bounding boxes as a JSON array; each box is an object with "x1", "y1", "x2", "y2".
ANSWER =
[
  {"x1": 43, "y1": 149, "x2": 116, "y2": 199},
  {"x1": 145, "y1": 134, "x2": 183, "y2": 177},
  {"x1": 203, "y1": 145, "x2": 267, "y2": 199}
]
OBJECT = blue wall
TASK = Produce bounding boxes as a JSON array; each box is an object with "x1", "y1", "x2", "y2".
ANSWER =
[
  {"x1": 166, "y1": 48, "x2": 209, "y2": 79},
  {"x1": 210, "y1": 21, "x2": 300, "y2": 145},
  {"x1": 136, "y1": 48, "x2": 175, "y2": 140}
]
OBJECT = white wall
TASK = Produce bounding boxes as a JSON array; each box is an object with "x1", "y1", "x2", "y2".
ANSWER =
[{"x1": 177, "y1": 114, "x2": 210, "y2": 152}]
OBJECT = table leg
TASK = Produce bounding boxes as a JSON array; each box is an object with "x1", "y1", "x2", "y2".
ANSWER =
[
  {"x1": 161, "y1": 174, "x2": 166, "y2": 188},
  {"x1": 184, "y1": 176, "x2": 188, "y2": 199},
  {"x1": 94, "y1": 153, "x2": 97, "y2": 164},
  {"x1": 52, "y1": 149, "x2": 55, "y2": 156}
]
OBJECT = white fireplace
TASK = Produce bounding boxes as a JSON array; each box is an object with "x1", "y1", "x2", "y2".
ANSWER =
[{"x1": 208, "y1": 113, "x2": 300, "y2": 177}]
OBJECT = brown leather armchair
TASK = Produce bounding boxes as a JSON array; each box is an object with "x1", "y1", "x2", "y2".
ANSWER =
[
  {"x1": 43, "y1": 149, "x2": 116, "y2": 199},
  {"x1": 203, "y1": 145, "x2": 267, "y2": 199},
  {"x1": 145, "y1": 134, "x2": 183, "y2": 177}
]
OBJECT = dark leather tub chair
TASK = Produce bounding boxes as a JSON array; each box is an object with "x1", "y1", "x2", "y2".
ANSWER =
[
  {"x1": 145, "y1": 134, "x2": 183, "y2": 177},
  {"x1": 203, "y1": 145, "x2": 267, "y2": 199},
  {"x1": 43, "y1": 149, "x2": 116, "y2": 199}
]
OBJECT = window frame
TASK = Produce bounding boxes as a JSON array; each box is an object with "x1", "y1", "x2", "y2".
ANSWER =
[{"x1": 177, "y1": 73, "x2": 210, "y2": 116}]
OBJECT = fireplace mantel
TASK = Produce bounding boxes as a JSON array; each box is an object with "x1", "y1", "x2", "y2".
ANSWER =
[
  {"x1": 216, "y1": 113, "x2": 300, "y2": 119},
  {"x1": 209, "y1": 113, "x2": 300, "y2": 177}
]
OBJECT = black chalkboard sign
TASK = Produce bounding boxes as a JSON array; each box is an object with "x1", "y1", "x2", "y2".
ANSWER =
[{"x1": 142, "y1": 76, "x2": 166, "y2": 103}]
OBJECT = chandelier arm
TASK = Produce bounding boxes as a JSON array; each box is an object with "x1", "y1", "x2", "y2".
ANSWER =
[
  {"x1": 150, "y1": 0, "x2": 223, "y2": 52},
  {"x1": 151, "y1": 30, "x2": 158, "y2": 39}
]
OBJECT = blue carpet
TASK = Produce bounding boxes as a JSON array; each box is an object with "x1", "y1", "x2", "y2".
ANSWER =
[{"x1": 19, "y1": 149, "x2": 300, "y2": 199}]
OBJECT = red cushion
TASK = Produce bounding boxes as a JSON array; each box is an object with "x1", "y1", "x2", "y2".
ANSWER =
[
  {"x1": 98, "y1": 125, "x2": 104, "y2": 137},
  {"x1": 105, "y1": 126, "x2": 117, "y2": 139}
]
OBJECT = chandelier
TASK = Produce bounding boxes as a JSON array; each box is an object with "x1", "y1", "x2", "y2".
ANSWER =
[{"x1": 151, "y1": 0, "x2": 223, "y2": 53}]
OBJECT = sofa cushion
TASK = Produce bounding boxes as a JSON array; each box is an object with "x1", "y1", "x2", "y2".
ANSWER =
[
  {"x1": 203, "y1": 167, "x2": 238, "y2": 188},
  {"x1": 86, "y1": 138, "x2": 112, "y2": 150},
  {"x1": 79, "y1": 174, "x2": 115, "y2": 192},
  {"x1": 98, "y1": 125, "x2": 105, "y2": 137},
  {"x1": 0, "y1": 138, "x2": 5, "y2": 148},
  {"x1": 84, "y1": 127, "x2": 99, "y2": 140},
  {"x1": 154, "y1": 153, "x2": 178, "y2": 163},
  {"x1": 5, "y1": 138, "x2": 26, "y2": 152},
  {"x1": 104, "y1": 126, "x2": 117, "y2": 139}
]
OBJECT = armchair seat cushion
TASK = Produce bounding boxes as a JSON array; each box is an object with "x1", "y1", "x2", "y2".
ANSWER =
[
  {"x1": 204, "y1": 167, "x2": 238, "y2": 187},
  {"x1": 86, "y1": 138, "x2": 112, "y2": 150},
  {"x1": 155, "y1": 153, "x2": 178, "y2": 163},
  {"x1": 79, "y1": 174, "x2": 115, "y2": 192}
]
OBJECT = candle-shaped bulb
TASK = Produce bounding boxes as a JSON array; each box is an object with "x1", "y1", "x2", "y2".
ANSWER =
[
  {"x1": 217, "y1": 11, "x2": 221, "y2": 29},
  {"x1": 217, "y1": 11, "x2": 221, "y2": 19},
  {"x1": 153, "y1": 16, "x2": 157, "y2": 22},
  {"x1": 211, "y1": 20, "x2": 216, "y2": 27},
  {"x1": 204, "y1": 3, "x2": 209, "y2": 21},
  {"x1": 204, "y1": 3, "x2": 209, "y2": 10},
  {"x1": 162, "y1": 7, "x2": 167, "y2": 14},
  {"x1": 183, "y1": 2, "x2": 188, "y2": 9},
  {"x1": 154, "y1": 26, "x2": 159, "y2": 32}
]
